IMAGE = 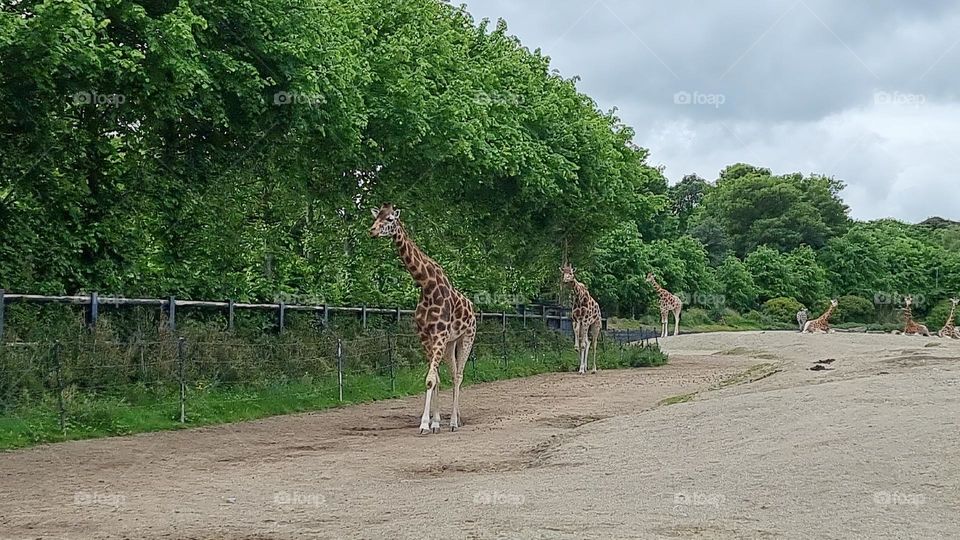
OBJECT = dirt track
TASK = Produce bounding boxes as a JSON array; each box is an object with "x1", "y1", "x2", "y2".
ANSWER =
[{"x1": 2, "y1": 331, "x2": 959, "y2": 539}]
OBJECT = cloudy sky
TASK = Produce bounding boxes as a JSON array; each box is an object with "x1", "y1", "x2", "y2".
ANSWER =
[{"x1": 459, "y1": 0, "x2": 960, "y2": 222}]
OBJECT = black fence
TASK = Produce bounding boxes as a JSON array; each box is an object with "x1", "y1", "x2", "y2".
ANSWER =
[{"x1": 0, "y1": 291, "x2": 659, "y2": 441}]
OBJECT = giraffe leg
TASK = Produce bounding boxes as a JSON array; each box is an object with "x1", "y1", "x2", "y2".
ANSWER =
[
  {"x1": 577, "y1": 325, "x2": 589, "y2": 374},
  {"x1": 661, "y1": 312, "x2": 668, "y2": 338},
  {"x1": 673, "y1": 308, "x2": 681, "y2": 337},
  {"x1": 450, "y1": 331, "x2": 474, "y2": 431},
  {"x1": 590, "y1": 322, "x2": 600, "y2": 373},
  {"x1": 419, "y1": 340, "x2": 445, "y2": 435}
]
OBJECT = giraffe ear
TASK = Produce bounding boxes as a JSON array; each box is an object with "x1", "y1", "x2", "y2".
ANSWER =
[
  {"x1": 392, "y1": 209, "x2": 401, "y2": 219},
  {"x1": 370, "y1": 208, "x2": 379, "y2": 218}
]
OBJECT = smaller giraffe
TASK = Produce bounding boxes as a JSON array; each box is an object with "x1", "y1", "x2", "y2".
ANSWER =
[
  {"x1": 645, "y1": 273, "x2": 682, "y2": 338},
  {"x1": 561, "y1": 264, "x2": 602, "y2": 374},
  {"x1": 937, "y1": 298, "x2": 959, "y2": 339},
  {"x1": 802, "y1": 299, "x2": 838, "y2": 333},
  {"x1": 796, "y1": 308, "x2": 808, "y2": 332},
  {"x1": 901, "y1": 295, "x2": 930, "y2": 336}
]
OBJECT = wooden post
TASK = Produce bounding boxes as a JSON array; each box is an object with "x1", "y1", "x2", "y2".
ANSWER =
[
  {"x1": 336, "y1": 338, "x2": 343, "y2": 402},
  {"x1": 177, "y1": 337, "x2": 186, "y2": 423},
  {"x1": 87, "y1": 292, "x2": 99, "y2": 329},
  {"x1": 227, "y1": 299, "x2": 235, "y2": 331},
  {"x1": 167, "y1": 296, "x2": 176, "y2": 332},
  {"x1": 53, "y1": 341, "x2": 66, "y2": 433}
]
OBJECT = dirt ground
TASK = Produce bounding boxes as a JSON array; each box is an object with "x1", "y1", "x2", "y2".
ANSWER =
[{"x1": 2, "y1": 331, "x2": 959, "y2": 540}]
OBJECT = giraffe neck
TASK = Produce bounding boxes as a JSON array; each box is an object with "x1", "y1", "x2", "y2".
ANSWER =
[
  {"x1": 903, "y1": 304, "x2": 913, "y2": 323},
  {"x1": 819, "y1": 304, "x2": 835, "y2": 322},
  {"x1": 650, "y1": 279, "x2": 669, "y2": 297},
  {"x1": 570, "y1": 279, "x2": 593, "y2": 307},
  {"x1": 392, "y1": 223, "x2": 446, "y2": 289},
  {"x1": 946, "y1": 304, "x2": 957, "y2": 326}
]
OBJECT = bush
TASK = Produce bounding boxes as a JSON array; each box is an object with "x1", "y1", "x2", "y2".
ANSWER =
[
  {"x1": 835, "y1": 295, "x2": 876, "y2": 324},
  {"x1": 623, "y1": 345, "x2": 669, "y2": 368},
  {"x1": 761, "y1": 297, "x2": 804, "y2": 324},
  {"x1": 680, "y1": 308, "x2": 712, "y2": 327}
]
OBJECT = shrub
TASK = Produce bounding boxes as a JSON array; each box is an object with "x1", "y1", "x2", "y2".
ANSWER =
[
  {"x1": 680, "y1": 308, "x2": 712, "y2": 326},
  {"x1": 761, "y1": 297, "x2": 804, "y2": 324},
  {"x1": 835, "y1": 295, "x2": 876, "y2": 324}
]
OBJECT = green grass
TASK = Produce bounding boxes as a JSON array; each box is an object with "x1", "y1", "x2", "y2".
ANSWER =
[{"x1": 0, "y1": 343, "x2": 667, "y2": 450}]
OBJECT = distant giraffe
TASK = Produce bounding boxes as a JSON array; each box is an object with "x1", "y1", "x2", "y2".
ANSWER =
[
  {"x1": 561, "y1": 264, "x2": 602, "y2": 374},
  {"x1": 645, "y1": 273, "x2": 682, "y2": 337},
  {"x1": 901, "y1": 295, "x2": 930, "y2": 337},
  {"x1": 937, "y1": 298, "x2": 959, "y2": 339},
  {"x1": 796, "y1": 308, "x2": 808, "y2": 332},
  {"x1": 370, "y1": 203, "x2": 476, "y2": 434},
  {"x1": 802, "y1": 299, "x2": 838, "y2": 333}
]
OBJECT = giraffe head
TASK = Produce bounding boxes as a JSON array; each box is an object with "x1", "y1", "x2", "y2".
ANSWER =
[
  {"x1": 904, "y1": 295, "x2": 913, "y2": 308},
  {"x1": 560, "y1": 264, "x2": 576, "y2": 283},
  {"x1": 645, "y1": 272, "x2": 656, "y2": 284},
  {"x1": 951, "y1": 298, "x2": 959, "y2": 308},
  {"x1": 369, "y1": 203, "x2": 401, "y2": 238},
  {"x1": 830, "y1": 298, "x2": 838, "y2": 308}
]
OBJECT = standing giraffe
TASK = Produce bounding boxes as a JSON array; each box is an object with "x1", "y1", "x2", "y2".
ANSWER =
[
  {"x1": 796, "y1": 308, "x2": 808, "y2": 332},
  {"x1": 802, "y1": 299, "x2": 838, "y2": 333},
  {"x1": 938, "y1": 298, "x2": 960, "y2": 338},
  {"x1": 560, "y1": 264, "x2": 602, "y2": 374},
  {"x1": 645, "y1": 273, "x2": 682, "y2": 337},
  {"x1": 901, "y1": 295, "x2": 930, "y2": 336},
  {"x1": 369, "y1": 203, "x2": 476, "y2": 434}
]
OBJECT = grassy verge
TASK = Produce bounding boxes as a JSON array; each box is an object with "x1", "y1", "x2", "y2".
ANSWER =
[{"x1": 0, "y1": 342, "x2": 667, "y2": 450}]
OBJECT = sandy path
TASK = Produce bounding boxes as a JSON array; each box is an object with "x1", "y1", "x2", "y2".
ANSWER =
[{"x1": 2, "y1": 331, "x2": 959, "y2": 539}]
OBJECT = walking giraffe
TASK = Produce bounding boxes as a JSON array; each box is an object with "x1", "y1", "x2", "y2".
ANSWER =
[
  {"x1": 802, "y1": 299, "x2": 838, "y2": 333},
  {"x1": 369, "y1": 203, "x2": 476, "y2": 434},
  {"x1": 937, "y1": 298, "x2": 959, "y2": 339},
  {"x1": 645, "y1": 273, "x2": 682, "y2": 337},
  {"x1": 901, "y1": 295, "x2": 930, "y2": 336},
  {"x1": 560, "y1": 264, "x2": 602, "y2": 374}
]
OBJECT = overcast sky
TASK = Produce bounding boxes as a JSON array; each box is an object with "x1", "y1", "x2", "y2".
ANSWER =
[{"x1": 459, "y1": 0, "x2": 960, "y2": 222}]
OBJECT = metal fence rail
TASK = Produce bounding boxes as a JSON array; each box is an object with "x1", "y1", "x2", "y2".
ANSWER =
[{"x1": 0, "y1": 289, "x2": 613, "y2": 341}]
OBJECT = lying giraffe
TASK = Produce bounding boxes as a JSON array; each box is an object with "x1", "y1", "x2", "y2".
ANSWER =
[
  {"x1": 802, "y1": 299, "x2": 838, "y2": 333},
  {"x1": 901, "y1": 295, "x2": 930, "y2": 336},
  {"x1": 938, "y1": 298, "x2": 959, "y2": 339},
  {"x1": 560, "y1": 264, "x2": 602, "y2": 374}
]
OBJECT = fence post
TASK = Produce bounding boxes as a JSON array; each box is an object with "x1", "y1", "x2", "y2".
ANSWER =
[
  {"x1": 87, "y1": 292, "x2": 99, "y2": 330},
  {"x1": 177, "y1": 337, "x2": 186, "y2": 423},
  {"x1": 542, "y1": 305, "x2": 547, "y2": 325},
  {"x1": 521, "y1": 304, "x2": 526, "y2": 328},
  {"x1": 323, "y1": 304, "x2": 329, "y2": 327},
  {"x1": 336, "y1": 338, "x2": 343, "y2": 402},
  {"x1": 167, "y1": 296, "x2": 176, "y2": 332},
  {"x1": 388, "y1": 334, "x2": 396, "y2": 394},
  {"x1": 228, "y1": 299, "x2": 235, "y2": 331},
  {"x1": 501, "y1": 312, "x2": 508, "y2": 368},
  {"x1": 361, "y1": 305, "x2": 367, "y2": 330},
  {"x1": 139, "y1": 340, "x2": 146, "y2": 381},
  {"x1": 53, "y1": 341, "x2": 66, "y2": 433},
  {"x1": 278, "y1": 302, "x2": 286, "y2": 334},
  {"x1": 395, "y1": 306, "x2": 401, "y2": 324},
  {"x1": 0, "y1": 289, "x2": 5, "y2": 344}
]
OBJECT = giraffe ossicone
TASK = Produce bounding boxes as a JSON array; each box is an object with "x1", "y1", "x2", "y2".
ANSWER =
[{"x1": 370, "y1": 203, "x2": 476, "y2": 434}]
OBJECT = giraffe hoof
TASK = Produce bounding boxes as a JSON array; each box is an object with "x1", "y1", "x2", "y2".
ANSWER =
[{"x1": 418, "y1": 422, "x2": 431, "y2": 435}]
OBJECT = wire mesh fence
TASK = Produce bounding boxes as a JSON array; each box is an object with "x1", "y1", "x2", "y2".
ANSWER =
[{"x1": 0, "y1": 302, "x2": 660, "y2": 447}]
